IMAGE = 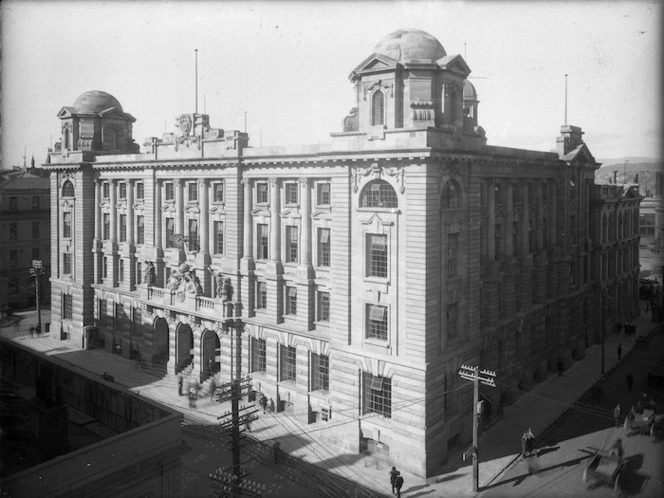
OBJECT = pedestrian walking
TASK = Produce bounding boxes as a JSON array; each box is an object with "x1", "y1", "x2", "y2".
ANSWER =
[
  {"x1": 29, "y1": 326, "x2": 34, "y2": 339},
  {"x1": 394, "y1": 471, "x2": 404, "y2": 498},
  {"x1": 268, "y1": 398, "x2": 275, "y2": 413},
  {"x1": 626, "y1": 372, "x2": 634, "y2": 392},
  {"x1": 614, "y1": 404, "x2": 621, "y2": 427},
  {"x1": 260, "y1": 393, "x2": 268, "y2": 414},
  {"x1": 178, "y1": 375, "x2": 183, "y2": 396},
  {"x1": 389, "y1": 466, "x2": 398, "y2": 494},
  {"x1": 557, "y1": 359, "x2": 564, "y2": 377},
  {"x1": 188, "y1": 386, "x2": 197, "y2": 409},
  {"x1": 617, "y1": 343, "x2": 622, "y2": 360},
  {"x1": 209, "y1": 377, "x2": 216, "y2": 402},
  {"x1": 245, "y1": 416, "x2": 252, "y2": 432}
]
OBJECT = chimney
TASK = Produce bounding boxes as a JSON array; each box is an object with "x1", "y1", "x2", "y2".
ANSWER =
[
  {"x1": 557, "y1": 125, "x2": 584, "y2": 157},
  {"x1": 613, "y1": 171, "x2": 618, "y2": 184}
]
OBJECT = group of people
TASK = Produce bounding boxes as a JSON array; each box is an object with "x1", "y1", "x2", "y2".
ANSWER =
[
  {"x1": 28, "y1": 325, "x2": 41, "y2": 338},
  {"x1": 389, "y1": 466, "x2": 405, "y2": 497},
  {"x1": 258, "y1": 392, "x2": 276, "y2": 414}
]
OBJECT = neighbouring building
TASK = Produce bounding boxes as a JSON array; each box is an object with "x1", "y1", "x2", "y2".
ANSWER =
[
  {"x1": 0, "y1": 169, "x2": 50, "y2": 311},
  {"x1": 44, "y1": 29, "x2": 642, "y2": 477}
]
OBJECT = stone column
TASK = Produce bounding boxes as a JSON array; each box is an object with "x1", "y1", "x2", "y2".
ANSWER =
[
  {"x1": 520, "y1": 183, "x2": 530, "y2": 256},
  {"x1": 300, "y1": 178, "x2": 312, "y2": 267},
  {"x1": 199, "y1": 179, "x2": 209, "y2": 256},
  {"x1": 175, "y1": 179, "x2": 184, "y2": 236},
  {"x1": 506, "y1": 182, "x2": 514, "y2": 257},
  {"x1": 127, "y1": 181, "x2": 135, "y2": 244},
  {"x1": 110, "y1": 180, "x2": 117, "y2": 242},
  {"x1": 296, "y1": 178, "x2": 314, "y2": 329},
  {"x1": 267, "y1": 178, "x2": 283, "y2": 321},
  {"x1": 536, "y1": 182, "x2": 544, "y2": 251},
  {"x1": 549, "y1": 182, "x2": 557, "y2": 250},
  {"x1": 154, "y1": 180, "x2": 162, "y2": 250},
  {"x1": 126, "y1": 180, "x2": 135, "y2": 290},
  {"x1": 518, "y1": 182, "x2": 532, "y2": 311},
  {"x1": 93, "y1": 181, "x2": 102, "y2": 284},
  {"x1": 240, "y1": 178, "x2": 255, "y2": 316},
  {"x1": 269, "y1": 178, "x2": 281, "y2": 265}
]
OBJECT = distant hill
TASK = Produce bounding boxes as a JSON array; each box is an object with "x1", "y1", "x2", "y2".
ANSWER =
[
  {"x1": 594, "y1": 158, "x2": 661, "y2": 196},
  {"x1": 597, "y1": 157, "x2": 661, "y2": 170}
]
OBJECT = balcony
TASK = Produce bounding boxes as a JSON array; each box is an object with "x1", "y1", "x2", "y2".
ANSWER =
[{"x1": 146, "y1": 286, "x2": 236, "y2": 318}]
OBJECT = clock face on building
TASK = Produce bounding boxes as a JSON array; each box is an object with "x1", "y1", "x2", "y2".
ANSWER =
[{"x1": 179, "y1": 115, "x2": 192, "y2": 135}]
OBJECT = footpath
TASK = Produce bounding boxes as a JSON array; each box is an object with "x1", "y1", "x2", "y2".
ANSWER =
[{"x1": 1, "y1": 305, "x2": 660, "y2": 497}]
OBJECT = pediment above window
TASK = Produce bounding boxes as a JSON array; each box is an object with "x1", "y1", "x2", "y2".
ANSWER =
[
  {"x1": 251, "y1": 207, "x2": 270, "y2": 218},
  {"x1": 209, "y1": 205, "x2": 226, "y2": 215},
  {"x1": 280, "y1": 208, "x2": 301, "y2": 219},
  {"x1": 185, "y1": 204, "x2": 200, "y2": 215}
]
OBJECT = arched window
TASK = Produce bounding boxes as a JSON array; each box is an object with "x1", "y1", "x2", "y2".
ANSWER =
[
  {"x1": 361, "y1": 180, "x2": 398, "y2": 208},
  {"x1": 443, "y1": 180, "x2": 462, "y2": 208},
  {"x1": 371, "y1": 91, "x2": 385, "y2": 126},
  {"x1": 62, "y1": 180, "x2": 75, "y2": 197}
]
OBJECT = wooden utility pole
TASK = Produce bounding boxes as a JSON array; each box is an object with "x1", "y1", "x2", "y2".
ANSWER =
[{"x1": 458, "y1": 364, "x2": 496, "y2": 492}]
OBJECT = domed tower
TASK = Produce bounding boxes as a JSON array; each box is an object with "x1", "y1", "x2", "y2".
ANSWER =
[
  {"x1": 463, "y1": 79, "x2": 479, "y2": 127},
  {"x1": 340, "y1": 28, "x2": 474, "y2": 135},
  {"x1": 56, "y1": 91, "x2": 139, "y2": 154}
]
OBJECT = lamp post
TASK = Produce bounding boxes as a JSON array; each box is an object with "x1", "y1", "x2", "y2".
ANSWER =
[{"x1": 29, "y1": 260, "x2": 44, "y2": 334}]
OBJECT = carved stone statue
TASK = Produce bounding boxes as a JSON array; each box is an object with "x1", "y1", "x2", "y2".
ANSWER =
[
  {"x1": 166, "y1": 268, "x2": 182, "y2": 291},
  {"x1": 185, "y1": 270, "x2": 203, "y2": 296},
  {"x1": 221, "y1": 278, "x2": 233, "y2": 302},
  {"x1": 143, "y1": 261, "x2": 155, "y2": 286}
]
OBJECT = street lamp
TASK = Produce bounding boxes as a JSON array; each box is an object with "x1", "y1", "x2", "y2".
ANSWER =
[{"x1": 29, "y1": 260, "x2": 44, "y2": 335}]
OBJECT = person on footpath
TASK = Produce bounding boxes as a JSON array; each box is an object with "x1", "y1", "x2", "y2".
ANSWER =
[
  {"x1": 29, "y1": 326, "x2": 34, "y2": 339},
  {"x1": 394, "y1": 471, "x2": 404, "y2": 498},
  {"x1": 389, "y1": 466, "x2": 398, "y2": 494},
  {"x1": 260, "y1": 393, "x2": 268, "y2": 414},
  {"x1": 626, "y1": 372, "x2": 634, "y2": 392},
  {"x1": 614, "y1": 404, "x2": 621, "y2": 427},
  {"x1": 617, "y1": 343, "x2": 622, "y2": 360}
]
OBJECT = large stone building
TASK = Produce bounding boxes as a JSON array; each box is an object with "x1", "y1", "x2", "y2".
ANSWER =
[
  {"x1": 0, "y1": 169, "x2": 50, "y2": 311},
  {"x1": 44, "y1": 29, "x2": 641, "y2": 476}
]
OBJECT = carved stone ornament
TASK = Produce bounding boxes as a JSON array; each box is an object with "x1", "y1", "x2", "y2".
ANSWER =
[
  {"x1": 173, "y1": 114, "x2": 201, "y2": 151},
  {"x1": 410, "y1": 101, "x2": 435, "y2": 121},
  {"x1": 351, "y1": 162, "x2": 405, "y2": 194},
  {"x1": 342, "y1": 107, "x2": 359, "y2": 132},
  {"x1": 438, "y1": 162, "x2": 464, "y2": 197},
  {"x1": 363, "y1": 80, "x2": 394, "y2": 100}
]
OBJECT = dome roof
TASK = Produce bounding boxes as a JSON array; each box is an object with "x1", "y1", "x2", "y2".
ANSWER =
[
  {"x1": 463, "y1": 80, "x2": 477, "y2": 100},
  {"x1": 72, "y1": 90, "x2": 123, "y2": 114},
  {"x1": 373, "y1": 28, "x2": 446, "y2": 62}
]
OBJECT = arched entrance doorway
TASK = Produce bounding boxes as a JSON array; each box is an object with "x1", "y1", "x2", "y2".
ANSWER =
[
  {"x1": 153, "y1": 317, "x2": 169, "y2": 368},
  {"x1": 201, "y1": 329, "x2": 221, "y2": 382},
  {"x1": 176, "y1": 323, "x2": 194, "y2": 374}
]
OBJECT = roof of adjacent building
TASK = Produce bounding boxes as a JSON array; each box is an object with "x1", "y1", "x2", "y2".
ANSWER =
[
  {"x1": 463, "y1": 80, "x2": 477, "y2": 100},
  {"x1": 72, "y1": 90, "x2": 124, "y2": 114},
  {"x1": 0, "y1": 170, "x2": 49, "y2": 190},
  {"x1": 373, "y1": 28, "x2": 447, "y2": 62}
]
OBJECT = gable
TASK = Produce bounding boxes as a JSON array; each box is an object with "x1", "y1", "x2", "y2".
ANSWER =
[
  {"x1": 437, "y1": 54, "x2": 471, "y2": 77},
  {"x1": 350, "y1": 52, "x2": 399, "y2": 79}
]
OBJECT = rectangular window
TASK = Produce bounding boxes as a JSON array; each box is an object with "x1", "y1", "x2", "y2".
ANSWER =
[
  {"x1": 447, "y1": 232, "x2": 458, "y2": 276},
  {"x1": 9, "y1": 197, "x2": 17, "y2": 210},
  {"x1": 136, "y1": 182, "x2": 144, "y2": 200},
  {"x1": 136, "y1": 261, "x2": 142, "y2": 284},
  {"x1": 103, "y1": 257, "x2": 108, "y2": 278},
  {"x1": 102, "y1": 182, "x2": 110, "y2": 199},
  {"x1": 318, "y1": 228, "x2": 330, "y2": 267},
  {"x1": 256, "y1": 182, "x2": 268, "y2": 204},
  {"x1": 311, "y1": 353, "x2": 329, "y2": 391},
  {"x1": 317, "y1": 182, "x2": 331, "y2": 206},
  {"x1": 362, "y1": 372, "x2": 391, "y2": 418},
  {"x1": 213, "y1": 181, "x2": 224, "y2": 203},
  {"x1": 166, "y1": 217, "x2": 175, "y2": 248},
  {"x1": 214, "y1": 221, "x2": 224, "y2": 254},
  {"x1": 32, "y1": 248, "x2": 40, "y2": 261},
  {"x1": 188, "y1": 219, "x2": 199, "y2": 251},
  {"x1": 9, "y1": 223, "x2": 17, "y2": 241},
  {"x1": 367, "y1": 304, "x2": 388, "y2": 340},
  {"x1": 188, "y1": 182, "x2": 198, "y2": 202},
  {"x1": 136, "y1": 215, "x2": 144, "y2": 244},
  {"x1": 447, "y1": 302, "x2": 458, "y2": 338},
  {"x1": 118, "y1": 259, "x2": 125, "y2": 282},
  {"x1": 285, "y1": 183, "x2": 298, "y2": 205},
  {"x1": 257, "y1": 224, "x2": 269, "y2": 260},
  {"x1": 367, "y1": 234, "x2": 388, "y2": 278},
  {"x1": 317, "y1": 291, "x2": 330, "y2": 322},
  {"x1": 285, "y1": 286, "x2": 297, "y2": 315},
  {"x1": 32, "y1": 196, "x2": 40, "y2": 209},
  {"x1": 63, "y1": 294, "x2": 73, "y2": 320},
  {"x1": 103, "y1": 213, "x2": 110, "y2": 240},
  {"x1": 119, "y1": 214, "x2": 127, "y2": 242},
  {"x1": 32, "y1": 221, "x2": 40, "y2": 239},
  {"x1": 116, "y1": 303, "x2": 126, "y2": 329},
  {"x1": 286, "y1": 226, "x2": 298, "y2": 263},
  {"x1": 9, "y1": 250, "x2": 18, "y2": 268},
  {"x1": 279, "y1": 344, "x2": 296, "y2": 383},
  {"x1": 63, "y1": 213, "x2": 72, "y2": 238},
  {"x1": 165, "y1": 182, "x2": 174, "y2": 201},
  {"x1": 256, "y1": 281, "x2": 267, "y2": 309},
  {"x1": 250, "y1": 338, "x2": 266, "y2": 373},
  {"x1": 119, "y1": 182, "x2": 127, "y2": 199},
  {"x1": 63, "y1": 252, "x2": 72, "y2": 275}
]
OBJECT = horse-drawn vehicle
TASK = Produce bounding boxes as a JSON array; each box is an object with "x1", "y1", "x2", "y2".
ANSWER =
[
  {"x1": 582, "y1": 446, "x2": 624, "y2": 496},
  {"x1": 624, "y1": 406, "x2": 658, "y2": 437}
]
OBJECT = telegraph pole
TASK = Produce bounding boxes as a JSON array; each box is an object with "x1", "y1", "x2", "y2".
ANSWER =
[
  {"x1": 30, "y1": 260, "x2": 45, "y2": 334},
  {"x1": 458, "y1": 364, "x2": 496, "y2": 492}
]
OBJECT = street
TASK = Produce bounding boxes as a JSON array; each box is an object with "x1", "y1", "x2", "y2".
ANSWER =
[{"x1": 479, "y1": 326, "x2": 664, "y2": 498}]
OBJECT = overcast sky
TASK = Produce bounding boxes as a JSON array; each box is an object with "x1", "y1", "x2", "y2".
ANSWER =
[{"x1": 1, "y1": 0, "x2": 661, "y2": 169}]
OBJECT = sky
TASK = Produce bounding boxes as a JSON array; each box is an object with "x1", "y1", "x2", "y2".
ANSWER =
[{"x1": 1, "y1": 0, "x2": 661, "y2": 170}]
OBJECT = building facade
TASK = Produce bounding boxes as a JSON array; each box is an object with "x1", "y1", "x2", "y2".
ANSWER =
[
  {"x1": 45, "y1": 29, "x2": 641, "y2": 477},
  {"x1": 0, "y1": 170, "x2": 51, "y2": 311}
]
